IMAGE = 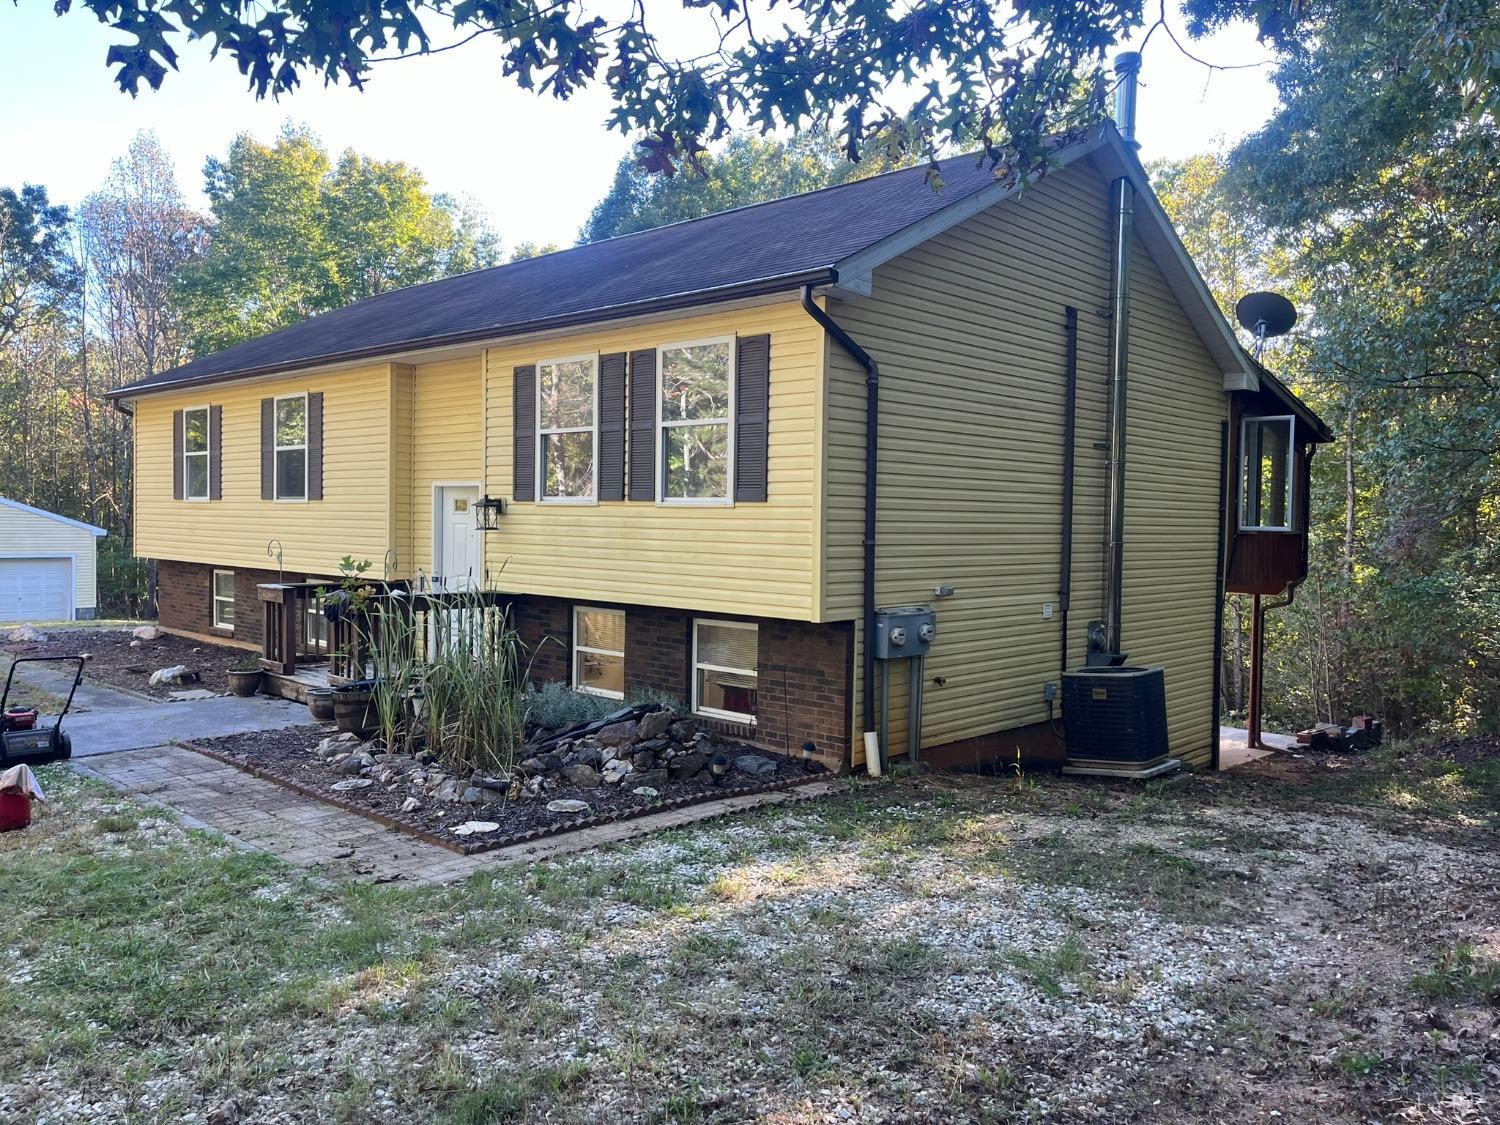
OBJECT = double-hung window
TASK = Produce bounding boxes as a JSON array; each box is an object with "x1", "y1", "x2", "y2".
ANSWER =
[
  {"x1": 211, "y1": 569, "x2": 235, "y2": 631},
  {"x1": 274, "y1": 394, "x2": 308, "y2": 501},
  {"x1": 537, "y1": 355, "x2": 597, "y2": 502},
  {"x1": 183, "y1": 406, "x2": 210, "y2": 501},
  {"x1": 658, "y1": 338, "x2": 734, "y2": 503},
  {"x1": 1240, "y1": 415, "x2": 1295, "y2": 531},
  {"x1": 692, "y1": 618, "x2": 757, "y2": 723},
  {"x1": 572, "y1": 606, "x2": 625, "y2": 698}
]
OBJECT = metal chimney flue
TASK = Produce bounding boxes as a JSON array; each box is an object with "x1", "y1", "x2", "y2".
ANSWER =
[{"x1": 1113, "y1": 51, "x2": 1141, "y2": 147}]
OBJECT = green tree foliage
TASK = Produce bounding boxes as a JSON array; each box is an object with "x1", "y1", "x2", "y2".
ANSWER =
[
  {"x1": 1153, "y1": 90, "x2": 1499, "y2": 734},
  {"x1": 0, "y1": 184, "x2": 76, "y2": 347},
  {"x1": 579, "y1": 131, "x2": 914, "y2": 244},
  {"x1": 47, "y1": 0, "x2": 1127, "y2": 177},
  {"x1": 175, "y1": 127, "x2": 499, "y2": 352}
]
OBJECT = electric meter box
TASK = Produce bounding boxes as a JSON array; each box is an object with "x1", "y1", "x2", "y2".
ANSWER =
[{"x1": 873, "y1": 606, "x2": 937, "y2": 660}]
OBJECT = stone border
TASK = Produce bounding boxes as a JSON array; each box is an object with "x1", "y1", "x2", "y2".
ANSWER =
[{"x1": 176, "y1": 738, "x2": 831, "y2": 855}]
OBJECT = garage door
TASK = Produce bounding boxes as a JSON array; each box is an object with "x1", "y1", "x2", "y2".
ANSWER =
[{"x1": 0, "y1": 558, "x2": 71, "y2": 623}]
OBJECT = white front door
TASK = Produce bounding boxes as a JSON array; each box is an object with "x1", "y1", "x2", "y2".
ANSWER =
[{"x1": 435, "y1": 485, "x2": 483, "y2": 591}]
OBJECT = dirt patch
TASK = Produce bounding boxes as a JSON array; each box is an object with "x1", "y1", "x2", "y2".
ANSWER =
[
  {"x1": 3, "y1": 627, "x2": 253, "y2": 700},
  {"x1": 186, "y1": 724, "x2": 827, "y2": 853}
]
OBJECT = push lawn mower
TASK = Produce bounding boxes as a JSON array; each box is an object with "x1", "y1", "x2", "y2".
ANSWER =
[{"x1": 1, "y1": 655, "x2": 88, "y2": 767}]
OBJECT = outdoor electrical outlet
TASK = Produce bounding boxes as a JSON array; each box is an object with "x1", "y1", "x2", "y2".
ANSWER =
[
  {"x1": 1043, "y1": 681, "x2": 1058, "y2": 701},
  {"x1": 1042, "y1": 602, "x2": 1054, "y2": 619}
]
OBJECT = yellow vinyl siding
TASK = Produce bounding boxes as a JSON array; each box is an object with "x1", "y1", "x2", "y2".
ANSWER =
[
  {"x1": 482, "y1": 301, "x2": 823, "y2": 619},
  {"x1": 409, "y1": 356, "x2": 484, "y2": 577},
  {"x1": 0, "y1": 506, "x2": 99, "y2": 613},
  {"x1": 132, "y1": 365, "x2": 394, "y2": 575},
  {"x1": 823, "y1": 161, "x2": 1224, "y2": 767}
]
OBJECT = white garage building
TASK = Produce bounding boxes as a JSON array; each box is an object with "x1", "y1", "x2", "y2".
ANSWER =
[{"x1": 0, "y1": 497, "x2": 107, "y2": 623}]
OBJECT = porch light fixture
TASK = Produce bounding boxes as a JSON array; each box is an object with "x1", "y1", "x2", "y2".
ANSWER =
[{"x1": 474, "y1": 495, "x2": 506, "y2": 531}]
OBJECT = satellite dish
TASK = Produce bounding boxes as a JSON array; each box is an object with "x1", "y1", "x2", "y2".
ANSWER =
[{"x1": 1235, "y1": 291, "x2": 1298, "y2": 359}]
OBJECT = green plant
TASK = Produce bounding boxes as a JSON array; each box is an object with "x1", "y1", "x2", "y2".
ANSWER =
[{"x1": 522, "y1": 681, "x2": 680, "y2": 731}]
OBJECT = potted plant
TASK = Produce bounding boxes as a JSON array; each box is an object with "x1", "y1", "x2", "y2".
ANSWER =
[
  {"x1": 332, "y1": 679, "x2": 380, "y2": 738},
  {"x1": 307, "y1": 687, "x2": 336, "y2": 722},
  {"x1": 227, "y1": 662, "x2": 263, "y2": 698}
]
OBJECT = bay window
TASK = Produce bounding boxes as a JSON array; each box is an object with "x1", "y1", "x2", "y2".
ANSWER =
[{"x1": 1240, "y1": 415, "x2": 1295, "y2": 531}]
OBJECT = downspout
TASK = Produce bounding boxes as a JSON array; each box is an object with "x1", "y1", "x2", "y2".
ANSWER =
[
  {"x1": 1210, "y1": 420, "x2": 1230, "y2": 770},
  {"x1": 1058, "y1": 307, "x2": 1080, "y2": 674},
  {"x1": 800, "y1": 282, "x2": 880, "y2": 767},
  {"x1": 1102, "y1": 49, "x2": 1141, "y2": 658}
]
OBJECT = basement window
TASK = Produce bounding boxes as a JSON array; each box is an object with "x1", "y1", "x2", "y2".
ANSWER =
[
  {"x1": 183, "y1": 407, "x2": 210, "y2": 501},
  {"x1": 1240, "y1": 415, "x2": 1296, "y2": 531},
  {"x1": 211, "y1": 569, "x2": 235, "y2": 631},
  {"x1": 537, "y1": 355, "x2": 597, "y2": 502},
  {"x1": 692, "y1": 618, "x2": 757, "y2": 724},
  {"x1": 658, "y1": 338, "x2": 734, "y2": 503},
  {"x1": 573, "y1": 606, "x2": 625, "y2": 698}
]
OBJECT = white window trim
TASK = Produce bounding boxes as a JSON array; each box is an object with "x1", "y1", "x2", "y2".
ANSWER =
[
  {"x1": 211, "y1": 569, "x2": 235, "y2": 632},
  {"x1": 691, "y1": 616, "x2": 758, "y2": 725},
  {"x1": 273, "y1": 392, "x2": 309, "y2": 503},
  {"x1": 535, "y1": 354, "x2": 599, "y2": 505},
  {"x1": 1239, "y1": 414, "x2": 1296, "y2": 532},
  {"x1": 571, "y1": 605, "x2": 625, "y2": 699},
  {"x1": 656, "y1": 335, "x2": 736, "y2": 507},
  {"x1": 182, "y1": 404, "x2": 211, "y2": 502}
]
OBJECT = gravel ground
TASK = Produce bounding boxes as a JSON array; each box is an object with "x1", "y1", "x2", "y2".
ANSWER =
[{"x1": 2, "y1": 741, "x2": 1496, "y2": 1123}]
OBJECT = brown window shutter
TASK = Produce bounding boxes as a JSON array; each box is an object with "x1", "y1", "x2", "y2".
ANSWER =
[
  {"x1": 598, "y1": 352, "x2": 626, "y2": 501},
  {"x1": 735, "y1": 334, "x2": 771, "y2": 502},
  {"x1": 172, "y1": 409, "x2": 184, "y2": 500},
  {"x1": 628, "y1": 348, "x2": 656, "y2": 501},
  {"x1": 260, "y1": 398, "x2": 274, "y2": 500},
  {"x1": 209, "y1": 404, "x2": 223, "y2": 501},
  {"x1": 307, "y1": 392, "x2": 324, "y2": 500},
  {"x1": 513, "y1": 364, "x2": 536, "y2": 501}
]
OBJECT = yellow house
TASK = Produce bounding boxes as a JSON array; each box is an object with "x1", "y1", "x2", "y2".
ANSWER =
[{"x1": 109, "y1": 119, "x2": 1329, "y2": 774}]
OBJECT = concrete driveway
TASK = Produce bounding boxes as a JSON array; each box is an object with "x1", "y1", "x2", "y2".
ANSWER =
[{"x1": 5, "y1": 658, "x2": 309, "y2": 756}]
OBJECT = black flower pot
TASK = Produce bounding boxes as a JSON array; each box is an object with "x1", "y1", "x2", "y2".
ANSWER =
[
  {"x1": 227, "y1": 668, "x2": 263, "y2": 698},
  {"x1": 332, "y1": 687, "x2": 379, "y2": 738},
  {"x1": 307, "y1": 687, "x2": 336, "y2": 723}
]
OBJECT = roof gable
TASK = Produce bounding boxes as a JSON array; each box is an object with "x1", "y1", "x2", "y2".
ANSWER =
[{"x1": 0, "y1": 496, "x2": 107, "y2": 536}]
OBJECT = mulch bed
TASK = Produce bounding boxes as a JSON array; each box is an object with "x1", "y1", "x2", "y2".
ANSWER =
[
  {"x1": 184, "y1": 724, "x2": 829, "y2": 854},
  {"x1": 3, "y1": 628, "x2": 251, "y2": 700}
]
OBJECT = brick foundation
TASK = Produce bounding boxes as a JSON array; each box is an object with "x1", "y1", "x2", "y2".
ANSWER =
[
  {"x1": 155, "y1": 559, "x2": 310, "y2": 647},
  {"x1": 504, "y1": 594, "x2": 852, "y2": 768}
]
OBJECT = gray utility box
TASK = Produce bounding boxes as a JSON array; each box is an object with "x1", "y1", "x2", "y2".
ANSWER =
[{"x1": 873, "y1": 606, "x2": 937, "y2": 660}]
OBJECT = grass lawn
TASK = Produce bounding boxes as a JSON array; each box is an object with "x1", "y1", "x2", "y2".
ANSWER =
[{"x1": 2, "y1": 742, "x2": 1497, "y2": 1123}]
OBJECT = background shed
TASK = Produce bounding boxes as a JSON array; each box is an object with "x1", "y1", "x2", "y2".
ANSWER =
[{"x1": 0, "y1": 496, "x2": 107, "y2": 623}]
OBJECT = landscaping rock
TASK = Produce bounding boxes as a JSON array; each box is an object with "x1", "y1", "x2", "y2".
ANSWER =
[
  {"x1": 601, "y1": 758, "x2": 634, "y2": 785},
  {"x1": 433, "y1": 779, "x2": 464, "y2": 802},
  {"x1": 596, "y1": 720, "x2": 639, "y2": 747},
  {"x1": 331, "y1": 778, "x2": 373, "y2": 791},
  {"x1": 473, "y1": 773, "x2": 510, "y2": 791},
  {"x1": 546, "y1": 799, "x2": 591, "y2": 815},
  {"x1": 564, "y1": 746, "x2": 603, "y2": 770},
  {"x1": 337, "y1": 755, "x2": 370, "y2": 775},
  {"x1": 635, "y1": 737, "x2": 669, "y2": 754},
  {"x1": 518, "y1": 752, "x2": 563, "y2": 777},
  {"x1": 130, "y1": 624, "x2": 161, "y2": 641},
  {"x1": 449, "y1": 820, "x2": 498, "y2": 836},
  {"x1": 734, "y1": 753, "x2": 778, "y2": 778},
  {"x1": 335, "y1": 731, "x2": 360, "y2": 743},
  {"x1": 669, "y1": 719, "x2": 698, "y2": 742},
  {"x1": 399, "y1": 797, "x2": 422, "y2": 813},
  {"x1": 669, "y1": 750, "x2": 708, "y2": 780},
  {"x1": 461, "y1": 786, "x2": 490, "y2": 803},
  {"x1": 148, "y1": 664, "x2": 192, "y2": 686},
  {"x1": 632, "y1": 768, "x2": 668, "y2": 792},
  {"x1": 563, "y1": 764, "x2": 602, "y2": 788},
  {"x1": 631, "y1": 786, "x2": 660, "y2": 799},
  {"x1": 636, "y1": 709, "x2": 675, "y2": 741},
  {"x1": 632, "y1": 749, "x2": 657, "y2": 771}
]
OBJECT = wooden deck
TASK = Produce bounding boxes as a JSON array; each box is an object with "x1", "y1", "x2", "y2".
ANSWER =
[{"x1": 262, "y1": 665, "x2": 332, "y2": 705}]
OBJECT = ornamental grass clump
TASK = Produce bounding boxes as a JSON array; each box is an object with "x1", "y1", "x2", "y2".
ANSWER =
[{"x1": 363, "y1": 586, "x2": 530, "y2": 776}]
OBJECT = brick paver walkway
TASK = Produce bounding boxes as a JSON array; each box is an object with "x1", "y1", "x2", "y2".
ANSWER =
[{"x1": 79, "y1": 744, "x2": 838, "y2": 884}]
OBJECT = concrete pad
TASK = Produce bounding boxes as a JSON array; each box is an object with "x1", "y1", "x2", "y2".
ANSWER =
[{"x1": 1219, "y1": 726, "x2": 1298, "y2": 770}]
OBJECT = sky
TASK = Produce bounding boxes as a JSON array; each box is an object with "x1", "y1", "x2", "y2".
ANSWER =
[{"x1": 0, "y1": 3, "x2": 1281, "y2": 250}]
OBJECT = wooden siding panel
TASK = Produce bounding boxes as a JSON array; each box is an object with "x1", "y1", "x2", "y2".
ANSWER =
[
  {"x1": 822, "y1": 161, "x2": 1223, "y2": 768},
  {"x1": 483, "y1": 302, "x2": 821, "y2": 619},
  {"x1": 134, "y1": 365, "x2": 393, "y2": 575}
]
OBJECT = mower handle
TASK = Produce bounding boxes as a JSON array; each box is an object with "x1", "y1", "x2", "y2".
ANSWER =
[{"x1": 2, "y1": 654, "x2": 91, "y2": 726}]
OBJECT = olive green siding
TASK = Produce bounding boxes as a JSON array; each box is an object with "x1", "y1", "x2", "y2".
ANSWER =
[{"x1": 822, "y1": 159, "x2": 1226, "y2": 768}]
